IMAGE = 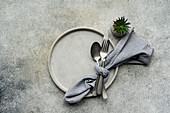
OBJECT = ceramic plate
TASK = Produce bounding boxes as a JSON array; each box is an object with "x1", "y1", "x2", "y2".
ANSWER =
[{"x1": 48, "y1": 27, "x2": 118, "y2": 97}]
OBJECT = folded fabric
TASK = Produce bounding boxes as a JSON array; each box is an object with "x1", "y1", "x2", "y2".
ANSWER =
[{"x1": 64, "y1": 28, "x2": 154, "y2": 104}]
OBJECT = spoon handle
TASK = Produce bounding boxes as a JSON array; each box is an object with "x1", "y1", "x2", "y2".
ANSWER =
[
  {"x1": 97, "y1": 60, "x2": 105, "y2": 95},
  {"x1": 97, "y1": 74, "x2": 103, "y2": 95},
  {"x1": 92, "y1": 61, "x2": 100, "y2": 96},
  {"x1": 101, "y1": 60, "x2": 107, "y2": 99},
  {"x1": 93, "y1": 75, "x2": 99, "y2": 96},
  {"x1": 97, "y1": 60, "x2": 108, "y2": 99}
]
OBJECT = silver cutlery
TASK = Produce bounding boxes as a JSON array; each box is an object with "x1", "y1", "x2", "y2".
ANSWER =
[
  {"x1": 97, "y1": 29, "x2": 110, "y2": 99},
  {"x1": 90, "y1": 42, "x2": 101, "y2": 96}
]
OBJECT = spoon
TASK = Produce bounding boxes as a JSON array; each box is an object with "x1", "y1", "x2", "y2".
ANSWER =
[
  {"x1": 91, "y1": 42, "x2": 101, "y2": 65},
  {"x1": 91, "y1": 42, "x2": 101, "y2": 96}
]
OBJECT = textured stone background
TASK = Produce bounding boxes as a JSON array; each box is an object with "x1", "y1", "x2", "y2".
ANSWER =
[{"x1": 0, "y1": 0, "x2": 170, "y2": 113}]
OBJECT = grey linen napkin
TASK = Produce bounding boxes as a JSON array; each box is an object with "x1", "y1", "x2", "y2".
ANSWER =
[{"x1": 64, "y1": 28, "x2": 154, "y2": 104}]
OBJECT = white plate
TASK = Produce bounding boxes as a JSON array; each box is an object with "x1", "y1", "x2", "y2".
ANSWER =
[{"x1": 48, "y1": 27, "x2": 118, "y2": 97}]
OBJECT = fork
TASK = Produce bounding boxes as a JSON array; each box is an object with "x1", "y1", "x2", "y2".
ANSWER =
[{"x1": 97, "y1": 32, "x2": 109, "y2": 99}]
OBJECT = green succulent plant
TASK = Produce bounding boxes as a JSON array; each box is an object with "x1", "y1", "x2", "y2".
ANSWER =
[{"x1": 113, "y1": 16, "x2": 131, "y2": 35}]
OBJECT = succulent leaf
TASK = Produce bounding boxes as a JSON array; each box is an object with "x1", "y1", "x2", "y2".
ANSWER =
[{"x1": 113, "y1": 16, "x2": 131, "y2": 35}]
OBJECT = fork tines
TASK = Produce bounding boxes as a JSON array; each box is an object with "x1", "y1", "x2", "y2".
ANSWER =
[{"x1": 101, "y1": 40, "x2": 109, "y2": 52}]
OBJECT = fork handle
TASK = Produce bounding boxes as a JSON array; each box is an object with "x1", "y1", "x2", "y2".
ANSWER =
[{"x1": 97, "y1": 60, "x2": 105, "y2": 95}]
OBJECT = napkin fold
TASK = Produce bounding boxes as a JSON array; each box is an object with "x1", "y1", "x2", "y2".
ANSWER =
[{"x1": 64, "y1": 28, "x2": 154, "y2": 104}]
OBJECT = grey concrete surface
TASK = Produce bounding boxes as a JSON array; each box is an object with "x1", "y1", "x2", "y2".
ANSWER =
[{"x1": 0, "y1": 0, "x2": 170, "y2": 113}]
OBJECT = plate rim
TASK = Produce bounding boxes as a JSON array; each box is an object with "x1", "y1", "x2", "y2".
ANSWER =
[{"x1": 48, "y1": 27, "x2": 119, "y2": 97}]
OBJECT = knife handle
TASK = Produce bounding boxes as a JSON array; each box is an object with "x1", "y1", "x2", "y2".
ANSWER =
[{"x1": 97, "y1": 60, "x2": 105, "y2": 95}]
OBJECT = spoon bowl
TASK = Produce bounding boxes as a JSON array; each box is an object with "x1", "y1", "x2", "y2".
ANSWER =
[{"x1": 91, "y1": 42, "x2": 101, "y2": 64}]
